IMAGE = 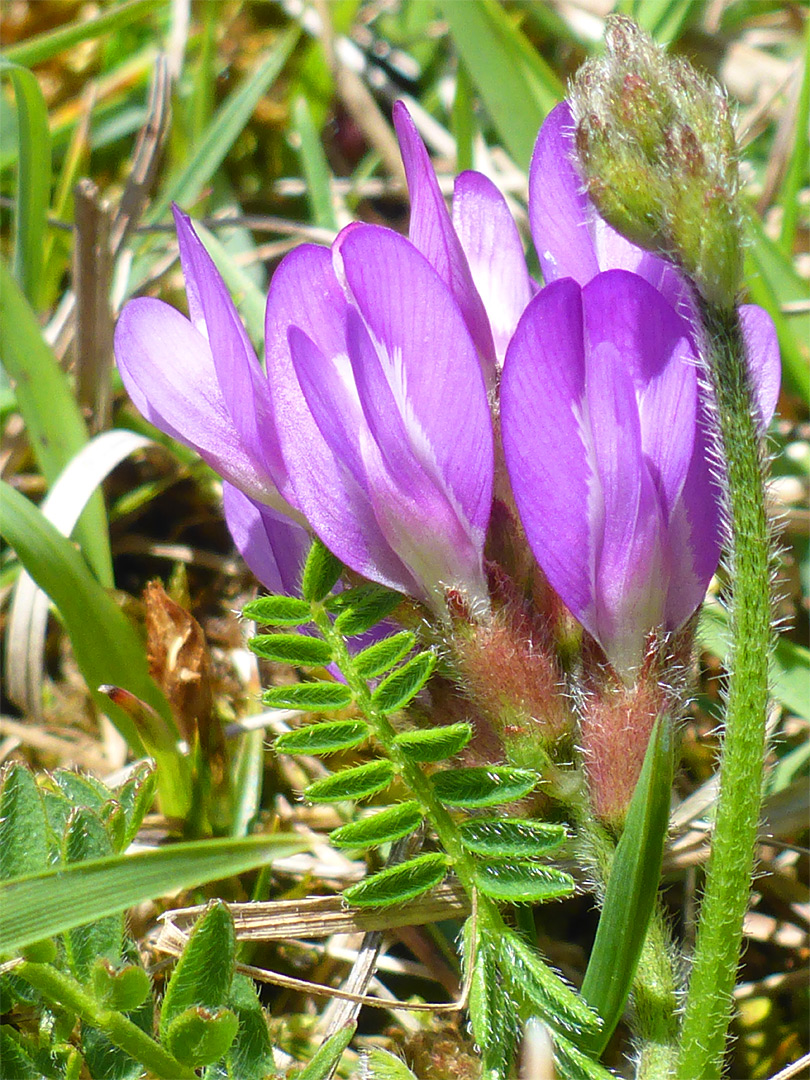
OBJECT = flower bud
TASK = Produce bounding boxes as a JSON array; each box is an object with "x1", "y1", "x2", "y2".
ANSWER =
[{"x1": 569, "y1": 15, "x2": 742, "y2": 309}]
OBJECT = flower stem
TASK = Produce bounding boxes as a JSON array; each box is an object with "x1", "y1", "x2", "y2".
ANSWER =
[
  {"x1": 633, "y1": 905, "x2": 680, "y2": 1080},
  {"x1": 16, "y1": 962, "x2": 196, "y2": 1080},
  {"x1": 676, "y1": 302, "x2": 772, "y2": 1079}
]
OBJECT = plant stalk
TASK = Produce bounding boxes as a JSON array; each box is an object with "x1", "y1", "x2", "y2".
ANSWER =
[
  {"x1": 676, "y1": 302, "x2": 772, "y2": 1079},
  {"x1": 16, "y1": 961, "x2": 196, "y2": 1080}
]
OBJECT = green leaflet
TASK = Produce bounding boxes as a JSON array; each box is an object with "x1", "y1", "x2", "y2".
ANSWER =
[
  {"x1": 353, "y1": 632, "x2": 416, "y2": 679},
  {"x1": 262, "y1": 682, "x2": 353, "y2": 711},
  {"x1": 362, "y1": 1048, "x2": 419, "y2": 1080},
  {"x1": 249, "y1": 633, "x2": 333, "y2": 666},
  {"x1": 371, "y1": 652, "x2": 437, "y2": 714},
  {"x1": 0, "y1": 764, "x2": 51, "y2": 881},
  {"x1": 499, "y1": 930, "x2": 602, "y2": 1037},
  {"x1": 330, "y1": 801, "x2": 424, "y2": 850},
  {"x1": 331, "y1": 585, "x2": 404, "y2": 635},
  {"x1": 164, "y1": 1006, "x2": 239, "y2": 1070},
  {"x1": 304, "y1": 760, "x2": 395, "y2": 803},
  {"x1": 393, "y1": 722, "x2": 471, "y2": 762},
  {"x1": 275, "y1": 720, "x2": 370, "y2": 756},
  {"x1": 460, "y1": 818, "x2": 567, "y2": 859},
  {"x1": 343, "y1": 853, "x2": 447, "y2": 907},
  {"x1": 301, "y1": 539, "x2": 343, "y2": 603},
  {"x1": 242, "y1": 595, "x2": 312, "y2": 626},
  {"x1": 474, "y1": 862, "x2": 575, "y2": 903},
  {"x1": 159, "y1": 901, "x2": 235, "y2": 1043},
  {"x1": 432, "y1": 767, "x2": 539, "y2": 808}
]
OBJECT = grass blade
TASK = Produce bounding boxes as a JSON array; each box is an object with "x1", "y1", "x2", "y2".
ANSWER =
[
  {"x1": 1, "y1": 60, "x2": 52, "y2": 310},
  {"x1": 0, "y1": 834, "x2": 309, "y2": 955},
  {"x1": 440, "y1": 0, "x2": 563, "y2": 170}
]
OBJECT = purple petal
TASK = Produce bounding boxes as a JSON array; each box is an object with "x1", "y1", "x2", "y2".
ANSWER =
[
  {"x1": 172, "y1": 208, "x2": 291, "y2": 501},
  {"x1": 739, "y1": 304, "x2": 781, "y2": 428},
  {"x1": 664, "y1": 404, "x2": 722, "y2": 630},
  {"x1": 333, "y1": 224, "x2": 493, "y2": 547},
  {"x1": 344, "y1": 309, "x2": 489, "y2": 609},
  {"x1": 392, "y1": 101, "x2": 496, "y2": 384},
  {"x1": 222, "y1": 482, "x2": 309, "y2": 595},
  {"x1": 501, "y1": 279, "x2": 594, "y2": 626},
  {"x1": 286, "y1": 324, "x2": 424, "y2": 598},
  {"x1": 452, "y1": 170, "x2": 534, "y2": 364},
  {"x1": 115, "y1": 298, "x2": 285, "y2": 508},
  {"x1": 586, "y1": 340, "x2": 667, "y2": 674},
  {"x1": 529, "y1": 102, "x2": 600, "y2": 286},
  {"x1": 582, "y1": 271, "x2": 698, "y2": 521}
]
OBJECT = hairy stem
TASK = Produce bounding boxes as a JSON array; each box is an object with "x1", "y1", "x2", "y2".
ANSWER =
[
  {"x1": 676, "y1": 302, "x2": 772, "y2": 1079},
  {"x1": 633, "y1": 904, "x2": 680, "y2": 1080},
  {"x1": 16, "y1": 962, "x2": 195, "y2": 1080}
]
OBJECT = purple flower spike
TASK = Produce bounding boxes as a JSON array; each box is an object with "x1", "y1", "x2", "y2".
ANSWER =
[
  {"x1": 501, "y1": 270, "x2": 708, "y2": 678},
  {"x1": 114, "y1": 210, "x2": 297, "y2": 518},
  {"x1": 265, "y1": 223, "x2": 493, "y2": 616}
]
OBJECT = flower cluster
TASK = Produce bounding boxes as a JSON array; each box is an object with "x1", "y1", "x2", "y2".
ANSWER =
[{"x1": 115, "y1": 99, "x2": 779, "y2": 820}]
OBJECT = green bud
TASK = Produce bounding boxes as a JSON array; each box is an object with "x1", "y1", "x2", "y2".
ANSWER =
[{"x1": 569, "y1": 15, "x2": 742, "y2": 309}]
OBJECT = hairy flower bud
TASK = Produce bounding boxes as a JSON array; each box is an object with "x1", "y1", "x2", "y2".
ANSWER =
[{"x1": 569, "y1": 15, "x2": 742, "y2": 309}]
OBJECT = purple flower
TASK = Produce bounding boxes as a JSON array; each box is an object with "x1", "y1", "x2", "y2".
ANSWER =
[
  {"x1": 500, "y1": 102, "x2": 781, "y2": 677},
  {"x1": 265, "y1": 222, "x2": 493, "y2": 615}
]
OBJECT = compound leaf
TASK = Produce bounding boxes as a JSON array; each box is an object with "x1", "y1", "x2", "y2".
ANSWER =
[
  {"x1": 305, "y1": 760, "x2": 395, "y2": 803},
  {"x1": 432, "y1": 767, "x2": 539, "y2": 808},
  {"x1": 330, "y1": 801, "x2": 424, "y2": 850},
  {"x1": 275, "y1": 720, "x2": 370, "y2": 756},
  {"x1": 343, "y1": 853, "x2": 447, "y2": 907}
]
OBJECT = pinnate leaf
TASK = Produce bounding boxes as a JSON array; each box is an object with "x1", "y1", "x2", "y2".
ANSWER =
[
  {"x1": 262, "y1": 681, "x2": 352, "y2": 711},
  {"x1": 371, "y1": 652, "x2": 436, "y2": 713},
  {"x1": 250, "y1": 633, "x2": 332, "y2": 666},
  {"x1": 301, "y1": 539, "x2": 343, "y2": 602},
  {"x1": 460, "y1": 818, "x2": 567, "y2": 859},
  {"x1": 343, "y1": 853, "x2": 447, "y2": 907},
  {"x1": 330, "y1": 801, "x2": 424, "y2": 849},
  {"x1": 553, "y1": 1032, "x2": 617, "y2": 1080},
  {"x1": 275, "y1": 720, "x2": 370, "y2": 755},
  {"x1": 332, "y1": 585, "x2": 403, "y2": 635},
  {"x1": 242, "y1": 595, "x2": 312, "y2": 626},
  {"x1": 474, "y1": 862, "x2": 574, "y2": 903},
  {"x1": 353, "y1": 632, "x2": 416, "y2": 679},
  {"x1": 432, "y1": 767, "x2": 539, "y2": 808},
  {"x1": 305, "y1": 760, "x2": 395, "y2": 803},
  {"x1": 393, "y1": 722, "x2": 471, "y2": 762},
  {"x1": 499, "y1": 930, "x2": 602, "y2": 1036}
]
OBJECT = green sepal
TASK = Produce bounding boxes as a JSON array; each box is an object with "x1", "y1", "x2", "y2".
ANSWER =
[
  {"x1": 297, "y1": 1021, "x2": 356, "y2": 1080},
  {"x1": 343, "y1": 853, "x2": 447, "y2": 907},
  {"x1": 460, "y1": 818, "x2": 567, "y2": 859},
  {"x1": 474, "y1": 862, "x2": 575, "y2": 903},
  {"x1": 92, "y1": 959, "x2": 151, "y2": 1012},
  {"x1": 499, "y1": 929, "x2": 602, "y2": 1037},
  {"x1": 301, "y1": 538, "x2": 343, "y2": 603},
  {"x1": 304, "y1": 760, "x2": 395, "y2": 803},
  {"x1": 331, "y1": 585, "x2": 403, "y2": 635},
  {"x1": 159, "y1": 900, "x2": 235, "y2": 1043},
  {"x1": 432, "y1": 766, "x2": 539, "y2": 808},
  {"x1": 392, "y1": 722, "x2": 471, "y2": 762},
  {"x1": 276, "y1": 720, "x2": 370, "y2": 756},
  {"x1": 249, "y1": 633, "x2": 333, "y2": 666},
  {"x1": 262, "y1": 682, "x2": 353, "y2": 711},
  {"x1": 242, "y1": 595, "x2": 312, "y2": 626},
  {"x1": 371, "y1": 652, "x2": 436, "y2": 713},
  {"x1": 330, "y1": 801, "x2": 424, "y2": 849},
  {"x1": 353, "y1": 632, "x2": 416, "y2": 680},
  {"x1": 164, "y1": 1004, "x2": 239, "y2": 1069},
  {"x1": 0, "y1": 764, "x2": 51, "y2": 881},
  {"x1": 581, "y1": 716, "x2": 674, "y2": 1054}
]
